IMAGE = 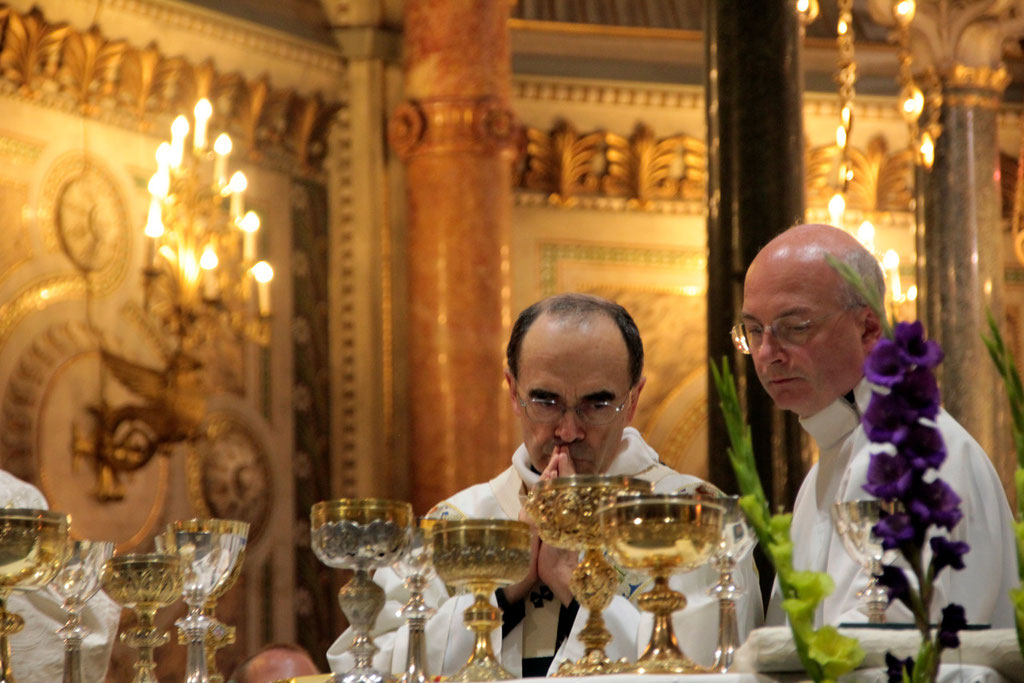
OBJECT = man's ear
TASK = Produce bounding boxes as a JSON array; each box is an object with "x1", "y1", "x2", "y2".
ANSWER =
[
  {"x1": 861, "y1": 306, "x2": 884, "y2": 351},
  {"x1": 624, "y1": 376, "x2": 646, "y2": 423},
  {"x1": 504, "y1": 369, "x2": 523, "y2": 415}
]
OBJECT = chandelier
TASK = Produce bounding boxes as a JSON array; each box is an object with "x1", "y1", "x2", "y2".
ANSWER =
[{"x1": 73, "y1": 99, "x2": 273, "y2": 501}]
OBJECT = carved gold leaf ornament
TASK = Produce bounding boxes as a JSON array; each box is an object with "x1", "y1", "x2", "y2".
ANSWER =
[
  {"x1": 0, "y1": 8, "x2": 69, "y2": 94},
  {"x1": 522, "y1": 120, "x2": 602, "y2": 206},
  {"x1": 604, "y1": 124, "x2": 688, "y2": 209},
  {"x1": 60, "y1": 27, "x2": 125, "y2": 113},
  {"x1": 804, "y1": 135, "x2": 914, "y2": 213}
]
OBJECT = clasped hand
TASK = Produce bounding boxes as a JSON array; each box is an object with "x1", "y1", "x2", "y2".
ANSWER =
[{"x1": 505, "y1": 447, "x2": 579, "y2": 607}]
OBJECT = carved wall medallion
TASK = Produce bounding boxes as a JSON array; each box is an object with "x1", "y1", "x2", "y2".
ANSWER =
[
  {"x1": 388, "y1": 97, "x2": 519, "y2": 159},
  {"x1": 39, "y1": 153, "x2": 131, "y2": 294},
  {"x1": 2, "y1": 321, "x2": 170, "y2": 551},
  {"x1": 186, "y1": 409, "x2": 271, "y2": 546}
]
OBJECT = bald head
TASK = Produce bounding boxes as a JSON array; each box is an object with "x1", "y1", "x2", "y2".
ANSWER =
[
  {"x1": 230, "y1": 645, "x2": 319, "y2": 683},
  {"x1": 741, "y1": 224, "x2": 883, "y2": 417}
]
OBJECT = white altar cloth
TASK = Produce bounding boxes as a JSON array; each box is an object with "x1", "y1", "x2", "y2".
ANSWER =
[{"x1": 518, "y1": 667, "x2": 1007, "y2": 683}]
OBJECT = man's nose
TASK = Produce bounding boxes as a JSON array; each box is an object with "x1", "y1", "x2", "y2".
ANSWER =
[
  {"x1": 755, "y1": 329, "x2": 785, "y2": 361},
  {"x1": 553, "y1": 408, "x2": 585, "y2": 441}
]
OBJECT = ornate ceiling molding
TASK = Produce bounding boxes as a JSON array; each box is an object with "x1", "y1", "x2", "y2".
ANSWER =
[{"x1": 0, "y1": 3, "x2": 342, "y2": 174}]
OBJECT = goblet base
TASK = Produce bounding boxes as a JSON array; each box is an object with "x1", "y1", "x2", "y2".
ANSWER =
[
  {"x1": 626, "y1": 652, "x2": 710, "y2": 675},
  {"x1": 554, "y1": 651, "x2": 631, "y2": 676},
  {"x1": 449, "y1": 656, "x2": 516, "y2": 682},
  {"x1": 339, "y1": 668, "x2": 396, "y2": 683}
]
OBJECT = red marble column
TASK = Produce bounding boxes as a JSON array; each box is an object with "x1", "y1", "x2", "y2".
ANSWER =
[{"x1": 389, "y1": 0, "x2": 517, "y2": 512}]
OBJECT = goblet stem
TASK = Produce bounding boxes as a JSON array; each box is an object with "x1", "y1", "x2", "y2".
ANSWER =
[
  {"x1": 338, "y1": 569, "x2": 391, "y2": 683},
  {"x1": 448, "y1": 587, "x2": 512, "y2": 682},
  {"x1": 59, "y1": 613, "x2": 88, "y2": 683},
  {"x1": 178, "y1": 608, "x2": 215, "y2": 683},
  {"x1": 123, "y1": 609, "x2": 167, "y2": 683},
  {"x1": 398, "y1": 574, "x2": 435, "y2": 683},
  {"x1": 631, "y1": 573, "x2": 704, "y2": 674},
  {"x1": 0, "y1": 594, "x2": 25, "y2": 683},
  {"x1": 864, "y1": 558, "x2": 888, "y2": 624},
  {"x1": 555, "y1": 548, "x2": 623, "y2": 675},
  {"x1": 708, "y1": 555, "x2": 742, "y2": 673}
]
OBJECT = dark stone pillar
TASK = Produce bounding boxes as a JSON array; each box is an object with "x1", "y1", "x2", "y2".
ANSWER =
[{"x1": 705, "y1": 1, "x2": 807, "y2": 513}]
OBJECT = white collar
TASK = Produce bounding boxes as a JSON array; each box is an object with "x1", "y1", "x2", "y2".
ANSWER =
[{"x1": 798, "y1": 377, "x2": 871, "y2": 451}]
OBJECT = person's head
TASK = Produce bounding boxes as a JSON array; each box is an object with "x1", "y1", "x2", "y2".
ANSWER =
[
  {"x1": 505, "y1": 293, "x2": 645, "y2": 474},
  {"x1": 229, "y1": 643, "x2": 319, "y2": 683},
  {"x1": 739, "y1": 223, "x2": 884, "y2": 418}
]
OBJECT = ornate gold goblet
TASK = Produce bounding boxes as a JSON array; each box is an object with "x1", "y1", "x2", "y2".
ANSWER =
[
  {"x1": 431, "y1": 519, "x2": 531, "y2": 682},
  {"x1": 100, "y1": 553, "x2": 183, "y2": 683},
  {"x1": 161, "y1": 519, "x2": 249, "y2": 683},
  {"x1": 0, "y1": 509, "x2": 70, "y2": 683},
  {"x1": 599, "y1": 495, "x2": 722, "y2": 674},
  {"x1": 524, "y1": 475, "x2": 652, "y2": 675},
  {"x1": 50, "y1": 539, "x2": 116, "y2": 683},
  {"x1": 831, "y1": 500, "x2": 898, "y2": 624},
  {"x1": 311, "y1": 499, "x2": 413, "y2": 683}
]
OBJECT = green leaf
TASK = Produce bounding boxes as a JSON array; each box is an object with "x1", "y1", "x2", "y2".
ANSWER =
[{"x1": 806, "y1": 626, "x2": 866, "y2": 679}]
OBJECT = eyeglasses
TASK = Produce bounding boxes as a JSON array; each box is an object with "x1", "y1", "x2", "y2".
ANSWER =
[
  {"x1": 517, "y1": 392, "x2": 631, "y2": 426},
  {"x1": 731, "y1": 310, "x2": 846, "y2": 354}
]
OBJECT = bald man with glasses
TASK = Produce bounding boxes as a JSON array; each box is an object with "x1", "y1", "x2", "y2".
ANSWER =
[
  {"x1": 739, "y1": 223, "x2": 1018, "y2": 629},
  {"x1": 328, "y1": 293, "x2": 761, "y2": 677}
]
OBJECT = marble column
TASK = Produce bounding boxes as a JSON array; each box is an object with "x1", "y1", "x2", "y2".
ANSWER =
[
  {"x1": 389, "y1": 0, "x2": 517, "y2": 512},
  {"x1": 705, "y1": 0, "x2": 807, "y2": 512},
  {"x1": 923, "y1": 65, "x2": 1010, "y2": 486},
  {"x1": 867, "y1": 0, "x2": 1024, "y2": 500}
]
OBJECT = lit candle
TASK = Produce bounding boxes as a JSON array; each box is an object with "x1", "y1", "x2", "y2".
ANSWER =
[
  {"x1": 155, "y1": 142, "x2": 172, "y2": 190},
  {"x1": 200, "y1": 246, "x2": 219, "y2": 299},
  {"x1": 228, "y1": 171, "x2": 247, "y2": 220},
  {"x1": 213, "y1": 134, "x2": 232, "y2": 188},
  {"x1": 170, "y1": 115, "x2": 189, "y2": 169},
  {"x1": 252, "y1": 260, "x2": 273, "y2": 316},
  {"x1": 193, "y1": 99, "x2": 212, "y2": 153},
  {"x1": 238, "y1": 210, "x2": 260, "y2": 262},
  {"x1": 144, "y1": 197, "x2": 163, "y2": 267}
]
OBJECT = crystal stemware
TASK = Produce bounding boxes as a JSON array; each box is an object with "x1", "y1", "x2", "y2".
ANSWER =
[
  {"x1": 705, "y1": 496, "x2": 755, "y2": 672},
  {"x1": 101, "y1": 553, "x2": 183, "y2": 683},
  {"x1": 599, "y1": 494, "x2": 722, "y2": 674},
  {"x1": 393, "y1": 518, "x2": 439, "y2": 683},
  {"x1": 161, "y1": 520, "x2": 248, "y2": 683},
  {"x1": 311, "y1": 499, "x2": 413, "y2": 683},
  {"x1": 831, "y1": 499, "x2": 898, "y2": 624},
  {"x1": 431, "y1": 519, "x2": 531, "y2": 682},
  {"x1": 50, "y1": 539, "x2": 115, "y2": 683}
]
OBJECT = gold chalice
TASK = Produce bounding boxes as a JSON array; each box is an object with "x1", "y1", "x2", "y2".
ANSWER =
[
  {"x1": 0, "y1": 509, "x2": 70, "y2": 683},
  {"x1": 160, "y1": 519, "x2": 249, "y2": 683},
  {"x1": 831, "y1": 500, "x2": 899, "y2": 624},
  {"x1": 599, "y1": 495, "x2": 722, "y2": 674},
  {"x1": 101, "y1": 553, "x2": 183, "y2": 683},
  {"x1": 311, "y1": 499, "x2": 413, "y2": 683},
  {"x1": 524, "y1": 475, "x2": 652, "y2": 675},
  {"x1": 431, "y1": 519, "x2": 531, "y2": 682}
]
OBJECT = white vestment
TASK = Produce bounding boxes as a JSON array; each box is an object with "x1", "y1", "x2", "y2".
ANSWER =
[
  {"x1": 328, "y1": 427, "x2": 762, "y2": 677},
  {"x1": 766, "y1": 378, "x2": 1019, "y2": 628},
  {"x1": 0, "y1": 470, "x2": 121, "y2": 682}
]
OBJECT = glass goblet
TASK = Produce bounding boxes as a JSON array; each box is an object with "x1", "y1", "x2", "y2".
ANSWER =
[
  {"x1": 831, "y1": 499, "x2": 898, "y2": 624},
  {"x1": 50, "y1": 539, "x2": 115, "y2": 683},
  {"x1": 705, "y1": 496, "x2": 755, "y2": 672}
]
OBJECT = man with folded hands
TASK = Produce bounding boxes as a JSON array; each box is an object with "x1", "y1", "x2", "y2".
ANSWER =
[
  {"x1": 328, "y1": 293, "x2": 762, "y2": 676},
  {"x1": 737, "y1": 223, "x2": 1018, "y2": 628}
]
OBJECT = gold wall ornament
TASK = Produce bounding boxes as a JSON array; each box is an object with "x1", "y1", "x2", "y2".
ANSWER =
[
  {"x1": 388, "y1": 97, "x2": 519, "y2": 160},
  {"x1": 522, "y1": 120, "x2": 602, "y2": 206},
  {"x1": 0, "y1": 4, "x2": 340, "y2": 174},
  {"x1": 805, "y1": 135, "x2": 914, "y2": 213},
  {"x1": 603, "y1": 124, "x2": 695, "y2": 209},
  {"x1": 947, "y1": 63, "x2": 1011, "y2": 92}
]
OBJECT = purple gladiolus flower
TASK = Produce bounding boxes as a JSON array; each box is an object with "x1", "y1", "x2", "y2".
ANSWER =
[
  {"x1": 930, "y1": 537, "x2": 969, "y2": 574},
  {"x1": 885, "y1": 652, "x2": 913, "y2": 683},
  {"x1": 894, "y1": 367, "x2": 941, "y2": 419},
  {"x1": 863, "y1": 393, "x2": 917, "y2": 443},
  {"x1": 865, "y1": 339, "x2": 908, "y2": 387},
  {"x1": 877, "y1": 564, "x2": 912, "y2": 608},
  {"x1": 875, "y1": 512, "x2": 916, "y2": 550},
  {"x1": 864, "y1": 453, "x2": 914, "y2": 499},
  {"x1": 898, "y1": 423, "x2": 946, "y2": 470},
  {"x1": 893, "y1": 321, "x2": 944, "y2": 369},
  {"x1": 938, "y1": 604, "x2": 967, "y2": 649},
  {"x1": 913, "y1": 480, "x2": 963, "y2": 531}
]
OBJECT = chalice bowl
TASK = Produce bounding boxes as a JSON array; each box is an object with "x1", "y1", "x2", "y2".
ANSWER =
[
  {"x1": 50, "y1": 539, "x2": 115, "y2": 683},
  {"x1": 431, "y1": 519, "x2": 531, "y2": 682},
  {"x1": 100, "y1": 553, "x2": 183, "y2": 683},
  {"x1": 599, "y1": 495, "x2": 722, "y2": 674},
  {"x1": 831, "y1": 500, "x2": 898, "y2": 624},
  {"x1": 160, "y1": 519, "x2": 249, "y2": 683},
  {"x1": 0, "y1": 509, "x2": 70, "y2": 683},
  {"x1": 393, "y1": 518, "x2": 440, "y2": 683},
  {"x1": 161, "y1": 519, "x2": 248, "y2": 683},
  {"x1": 524, "y1": 475, "x2": 652, "y2": 675},
  {"x1": 311, "y1": 499, "x2": 413, "y2": 683},
  {"x1": 705, "y1": 496, "x2": 755, "y2": 673}
]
